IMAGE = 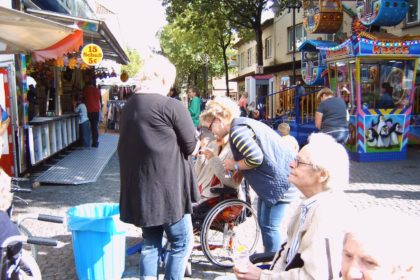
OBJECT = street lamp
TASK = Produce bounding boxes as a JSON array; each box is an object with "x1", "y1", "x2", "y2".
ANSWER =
[{"x1": 271, "y1": 0, "x2": 302, "y2": 86}]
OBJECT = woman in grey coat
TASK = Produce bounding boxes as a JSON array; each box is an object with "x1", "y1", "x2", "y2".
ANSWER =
[{"x1": 118, "y1": 54, "x2": 199, "y2": 280}]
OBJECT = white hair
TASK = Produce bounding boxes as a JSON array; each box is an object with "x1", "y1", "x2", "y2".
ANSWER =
[
  {"x1": 134, "y1": 54, "x2": 176, "y2": 96},
  {"x1": 306, "y1": 133, "x2": 349, "y2": 190},
  {"x1": 345, "y1": 207, "x2": 420, "y2": 277}
]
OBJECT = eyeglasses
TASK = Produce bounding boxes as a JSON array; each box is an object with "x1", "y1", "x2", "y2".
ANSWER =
[
  {"x1": 293, "y1": 157, "x2": 313, "y2": 168},
  {"x1": 208, "y1": 118, "x2": 216, "y2": 130}
]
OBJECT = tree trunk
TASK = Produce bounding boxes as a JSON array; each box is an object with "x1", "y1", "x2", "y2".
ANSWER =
[
  {"x1": 222, "y1": 47, "x2": 230, "y2": 97},
  {"x1": 255, "y1": 26, "x2": 264, "y2": 68},
  {"x1": 204, "y1": 64, "x2": 208, "y2": 98}
]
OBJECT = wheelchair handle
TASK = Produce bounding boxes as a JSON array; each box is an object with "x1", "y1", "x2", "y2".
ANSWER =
[
  {"x1": 210, "y1": 187, "x2": 238, "y2": 195},
  {"x1": 38, "y1": 214, "x2": 64, "y2": 224},
  {"x1": 27, "y1": 236, "x2": 58, "y2": 247}
]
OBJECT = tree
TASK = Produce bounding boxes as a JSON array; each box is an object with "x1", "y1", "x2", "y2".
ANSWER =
[
  {"x1": 120, "y1": 48, "x2": 142, "y2": 78},
  {"x1": 161, "y1": 0, "x2": 236, "y2": 95},
  {"x1": 217, "y1": 0, "x2": 271, "y2": 67},
  {"x1": 160, "y1": 1, "x2": 234, "y2": 96}
]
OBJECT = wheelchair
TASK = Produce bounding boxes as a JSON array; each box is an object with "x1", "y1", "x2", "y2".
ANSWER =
[
  {"x1": 127, "y1": 180, "x2": 261, "y2": 274},
  {"x1": 190, "y1": 180, "x2": 261, "y2": 268}
]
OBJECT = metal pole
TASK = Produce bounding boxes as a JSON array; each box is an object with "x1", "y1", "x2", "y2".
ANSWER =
[{"x1": 292, "y1": 7, "x2": 296, "y2": 86}]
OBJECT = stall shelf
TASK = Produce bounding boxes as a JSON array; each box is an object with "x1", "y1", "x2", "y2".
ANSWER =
[{"x1": 28, "y1": 114, "x2": 78, "y2": 165}]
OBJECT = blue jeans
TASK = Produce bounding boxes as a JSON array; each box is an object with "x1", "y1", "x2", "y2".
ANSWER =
[
  {"x1": 79, "y1": 121, "x2": 91, "y2": 148},
  {"x1": 324, "y1": 129, "x2": 349, "y2": 145},
  {"x1": 257, "y1": 198, "x2": 289, "y2": 252},
  {"x1": 140, "y1": 214, "x2": 193, "y2": 280}
]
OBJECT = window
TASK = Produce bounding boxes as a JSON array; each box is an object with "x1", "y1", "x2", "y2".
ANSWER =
[
  {"x1": 247, "y1": 48, "x2": 252, "y2": 66},
  {"x1": 240, "y1": 52, "x2": 245, "y2": 69},
  {"x1": 325, "y1": 33, "x2": 334, "y2": 41},
  {"x1": 359, "y1": 60, "x2": 414, "y2": 109},
  {"x1": 287, "y1": 24, "x2": 306, "y2": 52},
  {"x1": 265, "y1": 37, "x2": 272, "y2": 58},
  {"x1": 407, "y1": 0, "x2": 419, "y2": 24}
]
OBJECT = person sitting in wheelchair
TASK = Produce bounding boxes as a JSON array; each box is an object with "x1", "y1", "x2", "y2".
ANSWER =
[{"x1": 192, "y1": 99, "x2": 243, "y2": 230}]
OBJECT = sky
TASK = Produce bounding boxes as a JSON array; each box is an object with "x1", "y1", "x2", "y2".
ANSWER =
[
  {"x1": 96, "y1": 0, "x2": 274, "y2": 56},
  {"x1": 96, "y1": 0, "x2": 167, "y2": 55}
]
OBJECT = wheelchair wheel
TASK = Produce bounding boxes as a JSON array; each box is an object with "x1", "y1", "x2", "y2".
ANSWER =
[
  {"x1": 17, "y1": 250, "x2": 42, "y2": 279},
  {"x1": 200, "y1": 199, "x2": 260, "y2": 268}
]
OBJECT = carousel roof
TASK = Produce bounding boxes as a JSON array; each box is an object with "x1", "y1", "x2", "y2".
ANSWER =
[
  {"x1": 298, "y1": 40, "x2": 338, "y2": 52},
  {"x1": 358, "y1": 32, "x2": 420, "y2": 42}
]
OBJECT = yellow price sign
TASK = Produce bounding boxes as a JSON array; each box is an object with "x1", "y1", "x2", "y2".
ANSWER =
[{"x1": 81, "y1": 43, "x2": 103, "y2": 66}]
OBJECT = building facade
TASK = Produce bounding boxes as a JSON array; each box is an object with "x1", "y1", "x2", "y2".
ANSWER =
[{"x1": 231, "y1": 0, "x2": 420, "y2": 98}]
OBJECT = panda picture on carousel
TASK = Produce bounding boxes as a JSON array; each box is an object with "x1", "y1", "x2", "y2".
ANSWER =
[{"x1": 365, "y1": 114, "x2": 404, "y2": 151}]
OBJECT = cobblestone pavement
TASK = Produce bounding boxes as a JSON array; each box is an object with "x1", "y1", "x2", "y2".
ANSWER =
[{"x1": 12, "y1": 146, "x2": 420, "y2": 279}]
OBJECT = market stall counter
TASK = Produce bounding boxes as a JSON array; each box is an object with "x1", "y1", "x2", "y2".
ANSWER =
[{"x1": 28, "y1": 113, "x2": 78, "y2": 166}]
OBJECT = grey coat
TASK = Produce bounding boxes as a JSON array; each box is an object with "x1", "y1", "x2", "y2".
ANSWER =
[{"x1": 118, "y1": 93, "x2": 198, "y2": 227}]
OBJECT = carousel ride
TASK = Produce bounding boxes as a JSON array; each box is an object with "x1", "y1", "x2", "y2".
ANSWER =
[{"x1": 269, "y1": 0, "x2": 419, "y2": 161}]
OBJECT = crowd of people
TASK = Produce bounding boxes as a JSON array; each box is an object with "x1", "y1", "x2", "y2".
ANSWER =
[
  {"x1": 1, "y1": 53, "x2": 418, "y2": 280},
  {"x1": 115, "y1": 53, "x2": 420, "y2": 280}
]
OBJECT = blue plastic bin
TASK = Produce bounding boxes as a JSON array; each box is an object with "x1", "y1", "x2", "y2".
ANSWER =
[{"x1": 67, "y1": 203, "x2": 126, "y2": 280}]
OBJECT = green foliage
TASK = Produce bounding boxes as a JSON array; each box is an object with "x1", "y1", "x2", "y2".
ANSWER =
[
  {"x1": 160, "y1": 1, "x2": 236, "y2": 94},
  {"x1": 120, "y1": 48, "x2": 142, "y2": 78},
  {"x1": 216, "y1": 0, "x2": 272, "y2": 66}
]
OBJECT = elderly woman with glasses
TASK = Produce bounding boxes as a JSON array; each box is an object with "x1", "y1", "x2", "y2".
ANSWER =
[
  {"x1": 203, "y1": 97, "x2": 298, "y2": 253},
  {"x1": 192, "y1": 99, "x2": 242, "y2": 228},
  {"x1": 234, "y1": 133, "x2": 355, "y2": 280}
]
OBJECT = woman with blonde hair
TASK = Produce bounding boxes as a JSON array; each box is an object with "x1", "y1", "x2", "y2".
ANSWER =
[
  {"x1": 197, "y1": 98, "x2": 242, "y2": 198},
  {"x1": 193, "y1": 98, "x2": 243, "y2": 228},
  {"x1": 203, "y1": 97, "x2": 298, "y2": 253}
]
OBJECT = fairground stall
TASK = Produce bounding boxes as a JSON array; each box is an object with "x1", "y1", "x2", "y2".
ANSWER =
[
  {"x1": 319, "y1": 32, "x2": 420, "y2": 161},
  {"x1": 0, "y1": 5, "x2": 82, "y2": 175},
  {"x1": 0, "y1": 3, "x2": 128, "y2": 176}
]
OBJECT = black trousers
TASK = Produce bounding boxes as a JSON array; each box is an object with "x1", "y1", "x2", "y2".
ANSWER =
[{"x1": 88, "y1": 112, "x2": 99, "y2": 147}]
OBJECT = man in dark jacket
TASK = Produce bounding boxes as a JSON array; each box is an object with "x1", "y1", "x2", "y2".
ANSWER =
[{"x1": 118, "y1": 54, "x2": 199, "y2": 280}]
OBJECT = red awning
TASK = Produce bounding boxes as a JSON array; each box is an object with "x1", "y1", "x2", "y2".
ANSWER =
[
  {"x1": 255, "y1": 74, "x2": 274, "y2": 80},
  {"x1": 32, "y1": 29, "x2": 83, "y2": 62}
]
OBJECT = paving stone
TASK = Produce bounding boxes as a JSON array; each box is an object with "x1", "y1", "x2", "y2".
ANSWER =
[{"x1": 12, "y1": 144, "x2": 420, "y2": 279}]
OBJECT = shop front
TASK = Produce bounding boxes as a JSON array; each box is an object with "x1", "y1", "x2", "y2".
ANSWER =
[
  {"x1": 321, "y1": 32, "x2": 420, "y2": 161},
  {"x1": 0, "y1": 4, "x2": 128, "y2": 176},
  {"x1": 0, "y1": 5, "x2": 83, "y2": 175}
]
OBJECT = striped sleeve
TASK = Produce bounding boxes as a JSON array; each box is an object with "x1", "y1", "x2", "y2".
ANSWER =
[{"x1": 230, "y1": 125, "x2": 263, "y2": 167}]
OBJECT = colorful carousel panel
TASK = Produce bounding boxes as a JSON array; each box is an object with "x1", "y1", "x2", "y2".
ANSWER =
[
  {"x1": 298, "y1": 40, "x2": 338, "y2": 85},
  {"x1": 356, "y1": 0, "x2": 409, "y2": 26}
]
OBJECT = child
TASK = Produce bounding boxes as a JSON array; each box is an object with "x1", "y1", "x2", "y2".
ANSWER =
[
  {"x1": 278, "y1": 123, "x2": 299, "y2": 153},
  {"x1": 73, "y1": 96, "x2": 91, "y2": 148}
]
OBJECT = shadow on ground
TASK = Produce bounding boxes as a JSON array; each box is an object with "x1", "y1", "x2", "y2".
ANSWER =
[
  {"x1": 12, "y1": 153, "x2": 121, "y2": 215},
  {"x1": 349, "y1": 146, "x2": 420, "y2": 186},
  {"x1": 345, "y1": 189, "x2": 420, "y2": 200}
]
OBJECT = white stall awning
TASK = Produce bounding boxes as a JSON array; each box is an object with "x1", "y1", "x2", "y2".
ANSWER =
[{"x1": 0, "y1": 6, "x2": 77, "y2": 54}]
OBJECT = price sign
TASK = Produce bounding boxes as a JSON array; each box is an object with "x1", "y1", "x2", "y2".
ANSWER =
[{"x1": 81, "y1": 43, "x2": 103, "y2": 66}]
